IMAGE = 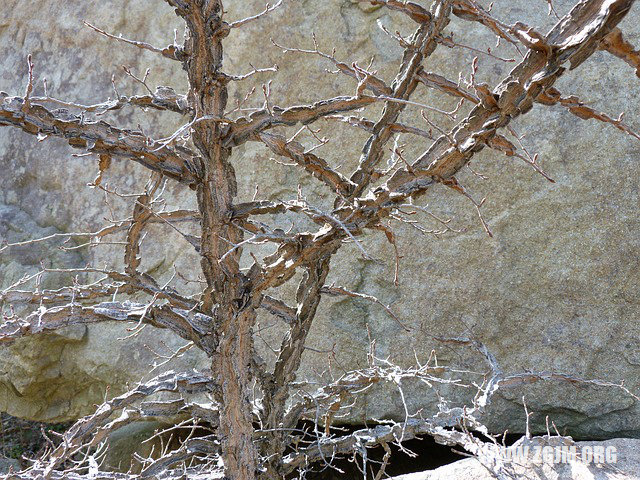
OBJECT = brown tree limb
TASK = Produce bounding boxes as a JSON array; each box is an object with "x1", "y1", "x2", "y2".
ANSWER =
[
  {"x1": 38, "y1": 370, "x2": 213, "y2": 475},
  {"x1": 83, "y1": 21, "x2": 188, "y2": 62},
  {"x1": 537, "y1": 86, "x2": 640, "y2": 140},
  {"x1": 0, "y1": 95, "x2": 202, "y2": 187},
  {"x1": 599, "y1": 27, "x2": 640, "y2": 77},
  {"x1": 261, "y1": 257, "x2": 333, "y2": 476},
  {"x1": 124, "y1": 174, "x2": 163, "y2": 275},
  {"x1": 385, "y1": 0, "x2": 636, "y2": 197},
  {"x1": 347, "y1": 0, "x2": 452, "y2": 200},
  {"x1": 30, "y1": 88, "x2": 190, "y2": 115},
  {"x1": 224, "y1": 95, "x2": 376, "y2": 147},
  {"x1": 231, "y1": 200, "x2": 305, "y2": 218},
  {"x1": 0, "y1": 301, "x2": 216, "y2": 354},
  {"x1": 260, "y1": 295, "x2": 297, "y2": 325},
  {"x1": 255, "y1": 131, "x2": 355, "y2": 195},
  {"x1": 416, "y1": 70, "x2": 480, "y2": 103}
]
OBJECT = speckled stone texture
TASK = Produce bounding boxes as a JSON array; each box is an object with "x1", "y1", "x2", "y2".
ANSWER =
[
  {"x1": 0, "y1": 0, "x2": 638, "y2": 439},
  {"x1": 390, "y1": 438, "x2": 640, "y2": 480}
]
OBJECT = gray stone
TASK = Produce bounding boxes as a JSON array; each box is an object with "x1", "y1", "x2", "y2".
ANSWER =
[
  {"x1": 390, "y1": 437, "x2": 640, "y2": 480},
  {"x1": 103, "y1": 421, "x2": 167, "y2": 473},
  {"x1": 0, "y1": 0, "x2": 638, "y2": 441},
  {"x1": 0, "y1": 457, "x2": 21, "y2": 474}
]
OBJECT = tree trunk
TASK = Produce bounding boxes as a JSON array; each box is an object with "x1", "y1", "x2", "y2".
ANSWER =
[
  {"x1": 183, "y1": 1, "x2": 259, "y2": 478},
  {"x1": 212, "y1": 305, "x2": 258, "y2": 480},
  {"x1": 260, "y1": 255, "x2": 333, "y2": 478}
]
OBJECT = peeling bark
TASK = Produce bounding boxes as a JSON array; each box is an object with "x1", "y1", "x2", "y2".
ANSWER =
[{"x1": 0, "y1": 0, "x2": 638, "y2": 478}]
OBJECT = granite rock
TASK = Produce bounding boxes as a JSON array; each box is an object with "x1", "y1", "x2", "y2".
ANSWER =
[
  {"x1": 390, "y1": 437, "x2": 640, "y2": 480},
  {"x1": 0, "y1": 0, "x2": 638, "y2": 440}
]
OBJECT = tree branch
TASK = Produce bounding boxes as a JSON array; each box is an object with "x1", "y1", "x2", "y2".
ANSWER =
[
  {"x1": 260, "y1": 295, "x2": 297, "y2": 325},
  {"x1": 29, "y1": 88, "x2": 190, "y2": 116},
  {"x1": 0, "y1": 95, "x2": 202, "y2": 186},
  {"x1": 39, "y1": 370, "x2": 213, "y2": 475},
  {"x1": 537, "y1": 86, "x2": 640, "y2": 140},
  {"x1": 385, "y1": 0, "x2": 636, "y2": 198},
  {"x1": 227, "y1": 0, "x2": 284, "y2": 29},
  {"x1": 0, "y1": 301, "x2": 216, "y2": 354},
  {"x1": 347, "y1": 0, "x2": 452, "y2": 199},
  {"x1": 250, "y1": 0, "x2": 637, "y2": 299},
  {"x1": 599, "y1": 27, "x2": 640, "y2": 76},
  {"x1": 224, "y1": 96, "x2": 375, "y2": 147},
  {"x1": 84, "y1": 21, "x2": 188, "y2": 62},
  {"x1": 255, "y1": 131, "x2": 355, "y2": 195}
]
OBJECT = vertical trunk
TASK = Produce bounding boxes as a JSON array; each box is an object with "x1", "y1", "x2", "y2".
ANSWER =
[
  {"x1": 260, "y1": 254, "x2": 333, "y2": 478},
  {"x1": 212, "y1": 305, "x2": 258, "y2": 480},
  {"x1": 184, "y1": 2, "x2": 258, "y2": 478}
]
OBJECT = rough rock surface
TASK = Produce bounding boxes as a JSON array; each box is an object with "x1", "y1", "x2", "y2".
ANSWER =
[
  {"x1": 390, "y1": 438, "x2": 640, "y2": 480},
  {"x1": 0, "y1": 457, "x2": 21, "y2": 475},
  {"x1": 0, "y1": 0, "x2": 639, "y2": 439}
]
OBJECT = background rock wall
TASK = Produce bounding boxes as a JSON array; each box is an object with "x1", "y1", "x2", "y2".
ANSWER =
[{"x1": 0, "y1": 0, "x2": 639, "y2": 438}]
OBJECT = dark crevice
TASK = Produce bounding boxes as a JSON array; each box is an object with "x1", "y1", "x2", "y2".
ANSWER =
[{"x1": 286, "y1": 422, "x2": 476, "y2": 480}]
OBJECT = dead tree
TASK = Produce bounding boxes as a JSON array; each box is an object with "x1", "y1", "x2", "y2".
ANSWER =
[{"x1": 1, "y1": 0, "x2": 639, "y2": 479}]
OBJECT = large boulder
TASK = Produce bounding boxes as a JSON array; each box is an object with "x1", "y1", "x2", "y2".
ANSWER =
[
  {"x1": 390, "y1": 437, "x2": 640, "y2": 480},
  {"x1": 0, "y1": 0, "x2": 639, "y2": 440}
]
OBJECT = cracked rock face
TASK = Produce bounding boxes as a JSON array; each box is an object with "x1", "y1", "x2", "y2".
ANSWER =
[{"x1": 0, "y1": 0, "x2": 639, "y2": 439}]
